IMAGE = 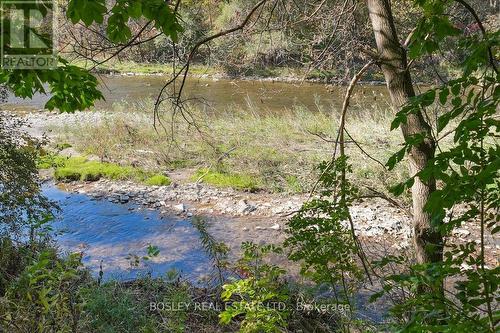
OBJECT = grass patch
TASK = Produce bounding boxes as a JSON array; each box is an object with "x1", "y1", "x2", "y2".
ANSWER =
[
  {"x1": 81, "y1": 282, "x2": 154, "y2": 332},
  {"x1": 193, "y1": 168, "x2": 260, "y2": 191},
  {"x1": 38, "y1": 153, "x2": 68, "y2": 169},
  {"x1": 144, "y1": 174, "x2": 171, "y2": 186},
  {"x1": 42, "y1": 155, "x2": 171, "y2": 186},
  {"x1": 54, "y1": 158, "x2": 143, "y2": 182}
]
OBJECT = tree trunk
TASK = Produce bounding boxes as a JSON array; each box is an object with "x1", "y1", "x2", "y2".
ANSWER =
[{"x1": 366, "y1": 0, "x2": 443, "y2": 265}]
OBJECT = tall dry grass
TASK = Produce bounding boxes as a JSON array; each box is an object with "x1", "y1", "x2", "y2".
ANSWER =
[{"x1": 53, "y1": 99, "x2": 408, "y2": 194}]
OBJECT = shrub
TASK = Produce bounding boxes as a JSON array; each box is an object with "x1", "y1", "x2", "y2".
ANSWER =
[
  {"x1": 220, "y1": 242, "x2": 289, "y2": 333},
  {"x1": 0, "y1": 251, "x2": 87, "y2": 332}
]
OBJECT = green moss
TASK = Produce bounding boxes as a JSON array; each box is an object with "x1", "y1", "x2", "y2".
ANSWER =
[
  {"x1": 37, "y1": 153, "x2": 71, "y2": 169},
  {"x1": 54, "y1": 159, "x2": 137, "y2": 182},
  {"x1": 193, "y1": 168, "x2": 259, "y2": 191},
  {"x1": 48, "y1": 156, "x2": 170, "y2": 186},
  {"x1": 144, "y1": 174, "x2": 171, "y2": 186},
  {"x1": 55, "y1": 142, "x2": 72, "y2": 150}
]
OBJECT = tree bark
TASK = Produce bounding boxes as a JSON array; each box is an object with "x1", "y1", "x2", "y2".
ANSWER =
[{"x1": 366, "y1": 0, "x2": 443, "y2": 265}]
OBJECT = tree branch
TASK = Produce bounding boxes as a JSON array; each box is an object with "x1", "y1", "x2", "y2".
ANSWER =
[{"x1": 454, "y1": 0, "x2": 498, "y2": 73}]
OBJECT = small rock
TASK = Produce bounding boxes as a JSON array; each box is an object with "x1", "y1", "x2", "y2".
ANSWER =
[
  {"x1": 235, "y1": 199, "x2": 257, "y2": 215},
  {"x1": 270, "y1": 223, "x2": 280, "y2": 231},
  {"x1": 255, "y1": 226, "x2": 266, "y2": 230},
  {"x1": 174, "y1": 203, "x2": 186, "y2": 212},
  {"x1": 119, "y1": 195, "x2": 129, "y2": 203},
  {"x1": 454, "y1": 228, "x2": 470, "y2": 238},
  {"x1": 242, "y1": 227, "x2": 249, "y2": 231}
]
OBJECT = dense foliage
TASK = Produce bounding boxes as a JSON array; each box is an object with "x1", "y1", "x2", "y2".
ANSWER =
[
  {"x1": 0, "y1": 0, "x2": 498, "y2": 332},
  {"x1": 0, "y1": 113, "x2": 52, "y2": 240}
]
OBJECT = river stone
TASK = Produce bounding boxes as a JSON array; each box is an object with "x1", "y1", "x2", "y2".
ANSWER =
[
  {"x1": 235, "y1": 199, "x2": 256, "y2": 215},
  {"x1": 58, "y1": 147, "x2": 80, "y2": 157},
  {"x1": 270, "y1": 223, "x2": 280, "y2": 231},
  {"x1": 174, "y1": 203, "x2": 186, "y2": 212}
]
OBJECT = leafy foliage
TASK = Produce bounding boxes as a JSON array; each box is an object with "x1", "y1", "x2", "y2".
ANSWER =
[
  {"x1": 0, "y1": 113, "x2": 53, "y2": 240},
  {"x1": 285, "y1": 157, "x2": 362, "y2": 305},
  {"x1": 0, "y1": 250, "x2": 87, "y2": 332},
  {"x1": 377, "y1": 1, "x2": 500, "y2": 330},
  {"x1": 381, "y1": 73, "x2": 500, "y2": 332},
  {"x1": 67, "y1": 0, "x2": 182, "y2": 43},
  {"x1": 0, "y1": 0, "x2": 182, "y2": 113},
  {"x1": 220, "y1": 242, "x2": 289, "y2": 333}
]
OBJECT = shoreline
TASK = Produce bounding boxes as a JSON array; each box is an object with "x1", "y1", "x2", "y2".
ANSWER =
[
  {"x1": 48, "y1": 176, "x2": 413, "y2": 246},
  {"x1": 73, "y1": 59, "x2": 390, "y2": 85},
  {"x1": 99, "y1": 69, "x2": 388, "y2": 86},
  {"x1": 45, "y1": 175, "x2": 499, "y2": 267}
]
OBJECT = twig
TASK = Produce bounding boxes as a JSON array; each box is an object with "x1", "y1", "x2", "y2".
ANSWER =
[
  {"x1": 454, "y1": 0, "x2": 498, "y2": 74},
  {"x1": 343, "y1": 128, "x2": 387, "y2": 170},
  {"x1": 308, "y1": 61, "x2": 374, "y2": 198},
  {"x1": 90, "y1": 21, "x2": 153, "y2": 70}
]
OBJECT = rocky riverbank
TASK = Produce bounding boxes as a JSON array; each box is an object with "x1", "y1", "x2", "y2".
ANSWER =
[
  {"x1": 15, "y1": 109, "x2": 500, "y2": 264},
  {"x1": 21, "y1": 109, "x2": 414, "y2": 248},
  {"x1": 55, "y1": 177, "x2": 413, "y2": 246},
  {"x1": 49, "y1": 177, "x2": 499, "y2": 267}
]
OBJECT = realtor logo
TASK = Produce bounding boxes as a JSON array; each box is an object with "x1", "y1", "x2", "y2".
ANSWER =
[{"x1": 1, "y1": 0, "x2": 56, "y2": 69}]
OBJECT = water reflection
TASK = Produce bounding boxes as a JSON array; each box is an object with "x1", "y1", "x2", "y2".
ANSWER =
[{"x1": 43, "y1": 184, "x2": 211, "y2": 281}]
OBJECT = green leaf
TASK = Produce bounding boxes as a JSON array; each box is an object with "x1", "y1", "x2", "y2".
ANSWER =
[
  {"x1": 437, "y1": 112, "x2": 452, "y2": 132},
  {"x1": 420, "y1": 90, "x2": 436, "y2": 107},
  {"x1": 391, "y1": 112, "x2": 408, "y2": 130},
  {"x1": 107, "y1": 13, "x2": 132, "y2": 43},
  {"x1": 67, "y1": 0, "x2": 106, "y2": 25},
  {"x1": 438, "y1": 88, "x2": 449, "y2": 105}
]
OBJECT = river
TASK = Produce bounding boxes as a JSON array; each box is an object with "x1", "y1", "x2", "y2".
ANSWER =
[
  {"x1": 44, "y1": 184, "x2": 213, "y2": 282},
  {"x1": 3, "y1": 74, "x2": 391, "y2": 113}
]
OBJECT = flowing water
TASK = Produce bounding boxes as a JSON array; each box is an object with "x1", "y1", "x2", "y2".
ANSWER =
[
  {"x1": 43, "y1": 184, "x2": 384, "y2": 321},
  {"x1": 3, "y1": 75, "x2": 390, "y2": 113},
  {"x1": 44, "y1": 184, "x2": 213, "y2": 281},
  {"x1": 43, "y1": 183, "x2": 286, "y2": 281}
]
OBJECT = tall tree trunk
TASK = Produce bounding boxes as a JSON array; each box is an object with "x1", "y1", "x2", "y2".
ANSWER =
[{"x1": 366, "y1": 0, "x2": 443, "y2": 265}]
